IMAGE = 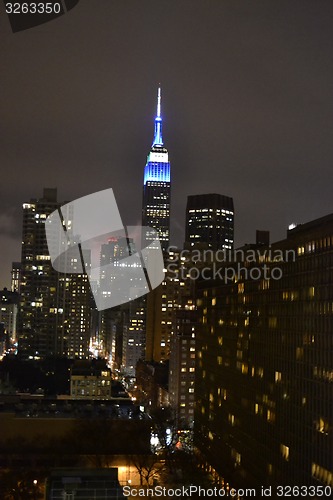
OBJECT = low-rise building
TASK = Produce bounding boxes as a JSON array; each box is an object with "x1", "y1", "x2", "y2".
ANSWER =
[{"x1": 70, "y1": 360, "x2": 112, "y2": 400}]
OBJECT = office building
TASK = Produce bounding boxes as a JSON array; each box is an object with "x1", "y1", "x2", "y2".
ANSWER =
[
  {"x1": 122, "y1": 298, "x2": 146, "y2": 377},
  {"x1": 195, "y1": 214, "x2": 333, "y2": 488},
  {"x1": 18, "y1": 188, "x2": 91, "y2": 359},
  {"x1": 99, "y1": 237, "x2": 136, "y2": 296},
  {"x1": 145, "y1": 248, "x2": 188, "y2": 362},
  {"x1": 185, "y1": 193, "x2": 234, "y2": 250},
  {"x1": 11, "y1": 262, "x2": 21, "y2": 293},
  {"x1": 169, "y1": 306, "x2": 196, "y2": 428},
  {"x1": 0, "y1": 288, "x2": 19, "y2": 356},
  {"x1": 142, "y1": 87, "x2": 171, "y2": 250},
  {"x1": 98, "y1": 237, "x2": 146, "y2": 373}
]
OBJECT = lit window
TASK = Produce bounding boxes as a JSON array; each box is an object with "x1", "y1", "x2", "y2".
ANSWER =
[
  {"x1": 312, "y1": 463, "x2": 333, "y2": 486},
  {"x1": 267, "y1": 410, "x2": 275, "y2": 423},
  {"x1": 228, "y1": 414, "x2": 235, "y2": 426},
  {"x1": 231, "y1": 449, "x2": 241, "y2": 465},
  {"x1": 280, "y1": 444, "x2": 289, "y2": 461}
]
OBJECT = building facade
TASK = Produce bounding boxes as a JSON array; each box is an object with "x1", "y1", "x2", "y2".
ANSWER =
[
  {"x1": 70, "y1": 360, "x2": 112, "y2": 400},
  {"x1": 145, "y1": 248, "x2": 193, "y2": 362},
  {"x1": 122, "y1": 298, "x2": 146, "y2": 377},
  {"x1": 0, "y1": 288, "x2": 19, "y2": 356},
  {"x1": 195, "y1": 214, "x2": 333, "y2": 488},
  {"x1": 185, "y1": 193, "x2": 234, "y2": 250},
  {"x1": 11, "y1": 262, "x2": 21, "y2": 293},
  {"x1": 18, "y1": 188, "x2": 91, "y2": 359},
  {"x1": 169, "y1": 307, "x2": 196, "y2": 428}
]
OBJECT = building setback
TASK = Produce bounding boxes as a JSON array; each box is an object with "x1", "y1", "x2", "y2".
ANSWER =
[{"x1": 195, "y1": 214, "x2": 333, "y2": 488}]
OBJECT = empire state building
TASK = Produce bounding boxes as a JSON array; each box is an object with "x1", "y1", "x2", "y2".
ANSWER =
[{"x1": 142, "y1": 87, "x2": 171, "y2": 251}]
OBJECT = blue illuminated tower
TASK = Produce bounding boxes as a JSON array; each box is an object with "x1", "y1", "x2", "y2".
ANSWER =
[{"x1": 142, "y1": 87, "x2": 171, "y2": 251}]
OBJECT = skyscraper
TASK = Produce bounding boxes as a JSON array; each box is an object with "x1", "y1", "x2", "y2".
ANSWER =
[
  {"x1": 195, "y1": 214, "x2": 333, "y2": 488},
  {"x1": 142, "y1": 87, "x2": 171, "y2": 251},
  {"x1": 0, "y1": 288, "x2": 19, "y2": 355},
  {"x1": 11, "y1": 262, "x2": 21, "y2": 293},
  {"x1": 185, "y1": 193, "x2": 234, "y2": 250},
  {"x1": 97, "y1": 237, "x2": 145, "y2": 371},
  {"x1": 18, "y1": 188, "x2": 91, "y2": 359}
]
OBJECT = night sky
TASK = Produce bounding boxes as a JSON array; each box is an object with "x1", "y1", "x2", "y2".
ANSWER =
[{"x1": 1, "y1": 0, "x2": 333, "y2": 288}]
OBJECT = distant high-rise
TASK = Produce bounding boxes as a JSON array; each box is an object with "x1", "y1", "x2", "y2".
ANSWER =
[
  {"x1": 0, "y1": 288, "x2": 19, "y2": 354},
  {"x1": 185, "y1": 193, "x2": 234, "y2": 250},
  {"x1": 99, "y1": 237, "x2": 136, "y2": 298},
  {"x1": 11, "y1": 262, "x2": 21, "y2": 293},
  {"x1": 18, "y1": 188, "x2": 91, "y2": 359},
  {"x1": 122, "y1": 299, "x2": 146, "y2": 377},
  {"x1": 142, "y1": 87, "x2": 171, "y2": 251},
  {"x1": 98, "y1": 237, "x2": 145, "y2": 370}
]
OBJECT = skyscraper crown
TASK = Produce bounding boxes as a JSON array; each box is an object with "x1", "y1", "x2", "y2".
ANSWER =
[{"x1": 152, "y1": 86, "x2": 163, "y2": 147}]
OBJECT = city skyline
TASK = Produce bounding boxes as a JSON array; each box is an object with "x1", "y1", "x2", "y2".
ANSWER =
[
  {"x1": 1, "y1": 2, "x2": 333, "y2": 494},
  {"x1": 1, "y1": 1, "x2": 333, "y2": 288}
]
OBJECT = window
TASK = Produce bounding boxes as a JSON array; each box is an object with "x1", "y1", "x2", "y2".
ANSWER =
[
  {"x1": 280, "y1": 444, "x2": 289, "y2": 461},
  {"x1": 231, "y1": 448, "x2": 241, "y2": 465},
  {"x1": 312, "y1": 463, "x2": 333, "y2": 486},
  {"x1": 228, "y1": 414, "x2": 235, "y2": 426}
]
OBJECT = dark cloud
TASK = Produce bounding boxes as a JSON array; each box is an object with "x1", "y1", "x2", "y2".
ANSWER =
[{"x1": 1, "y1": 0, "x2": 333, "y2": 286}]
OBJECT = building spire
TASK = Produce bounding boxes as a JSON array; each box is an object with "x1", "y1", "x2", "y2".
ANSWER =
[{"x1": 152, "y1": 85, "x2": 163, "y2": 146}]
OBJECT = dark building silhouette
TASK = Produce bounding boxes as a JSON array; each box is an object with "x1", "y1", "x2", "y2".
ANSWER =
[
  {"x1": 11, "y1": 262, "x2": 21, "y2": 293},
  {"x1": 45, "y1": 469, "x2": 125, "y2": 500},
  {"x1": 194, "y1": 213, "x2": 333, "y2": 488},
  {"x1": 0, "y1": 288, "x2": 19, "y2": 355},
  {"x1": 185, "y1": 193, "x2": 234, "y2": 250},
  {"x1": 169, "y1": 307, "x2": 197, "y2": 428}
]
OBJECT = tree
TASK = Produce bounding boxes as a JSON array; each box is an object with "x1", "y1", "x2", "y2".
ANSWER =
[
  {"x1": 150, "y1": 407, "x2": 178, "y2": 455},
  {"x1": 0, "y1": 469, "x2": 44, "y2": 500},
  {"x1": 130, "y1": 454, "x2": 165, "y2": 486}
]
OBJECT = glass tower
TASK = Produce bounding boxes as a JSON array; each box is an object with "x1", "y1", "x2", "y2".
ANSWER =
[{"x1": 142, "y1": 87, "x2": 171, "y2": 251}]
